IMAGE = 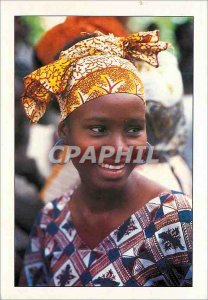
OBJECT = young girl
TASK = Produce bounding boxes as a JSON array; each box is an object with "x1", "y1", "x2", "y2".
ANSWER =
[{"x1": 19, "y1": 31, "x2": 192, "y2": 287}]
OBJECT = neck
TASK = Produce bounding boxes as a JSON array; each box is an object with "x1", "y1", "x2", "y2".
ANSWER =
[{"x1": 76, "y1": 176, "x2": 134, "y2": 213}]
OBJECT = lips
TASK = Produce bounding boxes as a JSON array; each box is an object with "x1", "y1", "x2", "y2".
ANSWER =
[
  {"x1": 98, "y1": 163, "x2": 125, "y2": 170},
  {"x1": 96, "y1": 162, "x2": 127, "y2": 180}
]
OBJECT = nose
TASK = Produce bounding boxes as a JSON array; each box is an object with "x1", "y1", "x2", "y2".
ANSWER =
[{"x1": 107, "y1": 133, "x2": 129, "y2": 152}]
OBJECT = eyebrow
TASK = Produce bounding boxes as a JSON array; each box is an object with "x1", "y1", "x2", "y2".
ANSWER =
[
  {"x1": 83, "y1": 116, "x2": 145, "y2": 124},
  {"x1": 83, "y1": 116, "x2": 109, "y2": 122},
  {"x1": 124, "y1": 118, "x2": 145, "y2": 124}
]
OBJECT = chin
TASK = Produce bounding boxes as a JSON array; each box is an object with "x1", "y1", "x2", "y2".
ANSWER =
[
  {"x1": 75, "y1": 162, "x2": 136, "y2": 191},
  {"x1": 94, "y1": 177, "x2": 129, "y2": 191}
]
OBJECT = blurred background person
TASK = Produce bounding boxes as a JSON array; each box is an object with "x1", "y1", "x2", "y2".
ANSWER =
[
  {"x1": 175, "y1": 20, "x2": 193, "y2": 170},
  {"x1": 128, "y1": 17, "x2": 193, "y2": 170},
  {"x1": 15, "y1": 17, "x2": 45, "y2": 285},
  {"x1": 136, "y1": 50, "x2": 192, "y2": 194}
]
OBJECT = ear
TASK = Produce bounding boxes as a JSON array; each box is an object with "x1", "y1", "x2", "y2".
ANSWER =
[{"x1": 58, "y1": 121, "x2": 69, "y2": 145}]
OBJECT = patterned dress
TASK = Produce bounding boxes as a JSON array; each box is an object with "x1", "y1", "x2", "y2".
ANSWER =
[{"x1": 19, "y1": 190, "x2": 192, "y2": 287}]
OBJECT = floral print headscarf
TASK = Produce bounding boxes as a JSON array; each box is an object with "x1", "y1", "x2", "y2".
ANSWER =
[{"x1": 21, "y1": 30, "x2": 170, "y2": 123}]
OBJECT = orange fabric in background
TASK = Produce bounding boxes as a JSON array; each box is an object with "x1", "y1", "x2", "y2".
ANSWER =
[{"x1": 36, "y1": 16, "x2": 129, "y2": 65}]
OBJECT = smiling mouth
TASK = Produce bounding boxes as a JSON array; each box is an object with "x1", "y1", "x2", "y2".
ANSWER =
[{"x1": 98, "y1": 163, "x2": 125, "y2": 170}]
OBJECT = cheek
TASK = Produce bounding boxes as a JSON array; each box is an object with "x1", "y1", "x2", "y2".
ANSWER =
[
  {"x1": 69, "y1": 137, "x2": 101, "y2": 155},
  {"x1": 127, "y1": 131, "x2": 147, "y2": 147},
  {"x1": 67, "y1": 134, "x2": 106, "y2": 164},
  {"x1": 127, "y1": 132, "x2": 147, "y2": 161},
  {"x1": 139, "y1": 130, "x2": 147, "y2": 144}
]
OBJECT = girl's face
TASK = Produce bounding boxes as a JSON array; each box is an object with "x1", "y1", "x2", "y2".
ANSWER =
[{"x1": 59, "y1": 93, "x2": 147, "y2": 190}]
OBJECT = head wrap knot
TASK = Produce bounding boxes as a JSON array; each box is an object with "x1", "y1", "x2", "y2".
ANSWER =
[{"x1": 21, "y1": 30, "x2": 171, "y2": 123}]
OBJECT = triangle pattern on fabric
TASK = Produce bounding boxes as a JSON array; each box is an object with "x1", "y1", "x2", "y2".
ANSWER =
[
  {"x1": 122, "y1": 256, "x2": 136, "y2": 267},
  {"x1": 79, "y1": 249, "x2": 91, "y2": 260},
  {"x1": 138, "y1": 249, "x2": 155, "y2": 262},
  {"x1": 116, "y1": 217, "x2": 132, "y2": 242},
  {"x1": 53, "y1": 244, "x2": 63, "y2": 260},
  {"x1": 172, "y1": 264, "x2": 191, "y2": 280},
  {"x1": 123, "y1": 248, "x2": 135, "y2": 257},
  {"x1": 139, "y1": 258, "x2": 155, "y2": 268},
  {"x1": 163, "y1": 205, "x2": 175, "y2": 215},
  {"x1": 88, "y1": 251, "x2": 97, "y2": 267},
  {"x1": 145, "y1": 202, "x2": 160, "y2": 212},
  {"x1": 172, "y1": 190, "x2": 184, "y2": 195},
  {"x1": 122, "y1": 256, "x2": 136, "y2": 274},
  {"x1": 159, "y1": 194, "x2": 170, "y2": 203},
  {"x1": 155, "y1": 206, "x2": 164, "y2": 220}
]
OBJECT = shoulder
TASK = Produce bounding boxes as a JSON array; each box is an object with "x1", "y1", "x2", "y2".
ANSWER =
[
  {"x1": 158, "y1": 190, "x2": 192, "y2": 209},
  {"x1": 145, "y1": 190, "x2": 192, "y2": 258},
  {"x1": 35, "y1": 190, "x2": 73, "y2": 229},
  {"x1": 132, "y1": 171, "x2": 171, "y2": 203},
  {"x1": 143, "y1": 191, "x2": 192, "y2": 260},
  {"x1": 158, "y1": 190, "x2": 192, "y2": 218},
  {"x1": 146, "y1": 190, "x2": 192, "y2": 227},
  {"x1": 133, "y1": 171, "x2": 192, "y2": 207}
]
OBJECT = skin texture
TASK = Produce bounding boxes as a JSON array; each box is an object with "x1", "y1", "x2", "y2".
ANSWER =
[{"x1": 59, "y1": 93, "x2": 168, "y2": 249}]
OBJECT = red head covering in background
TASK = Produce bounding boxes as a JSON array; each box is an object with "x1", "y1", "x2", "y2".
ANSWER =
[{"x1": 36, "y1": 16, "x2": 129, "y2": 65}]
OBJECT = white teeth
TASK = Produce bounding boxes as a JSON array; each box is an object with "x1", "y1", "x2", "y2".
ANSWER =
[{"x1": 98, "y1": 163, "x2": 125, "y2": 170}]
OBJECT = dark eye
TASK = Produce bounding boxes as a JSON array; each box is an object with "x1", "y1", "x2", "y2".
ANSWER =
[
  {"x1": 89, "y1": 125, "x2": 107, "y2": 135},
  {"x1": 126, "y1": 127, "x2": 142, "y2": 136}
]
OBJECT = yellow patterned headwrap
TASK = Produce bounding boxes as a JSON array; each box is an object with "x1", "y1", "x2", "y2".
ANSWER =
[{"x1": 21, "y1": 30, "x2": 170, "y2": 123}]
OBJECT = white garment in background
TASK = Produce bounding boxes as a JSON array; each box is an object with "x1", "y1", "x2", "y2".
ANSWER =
[{"x1": 27, "y1": 124, "x2": 56, "y2": 178}]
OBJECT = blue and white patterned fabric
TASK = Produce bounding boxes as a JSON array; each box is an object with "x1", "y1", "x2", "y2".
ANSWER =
[{"x1": 19, "y1": 190, "x2": 192, "y2": 287}]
